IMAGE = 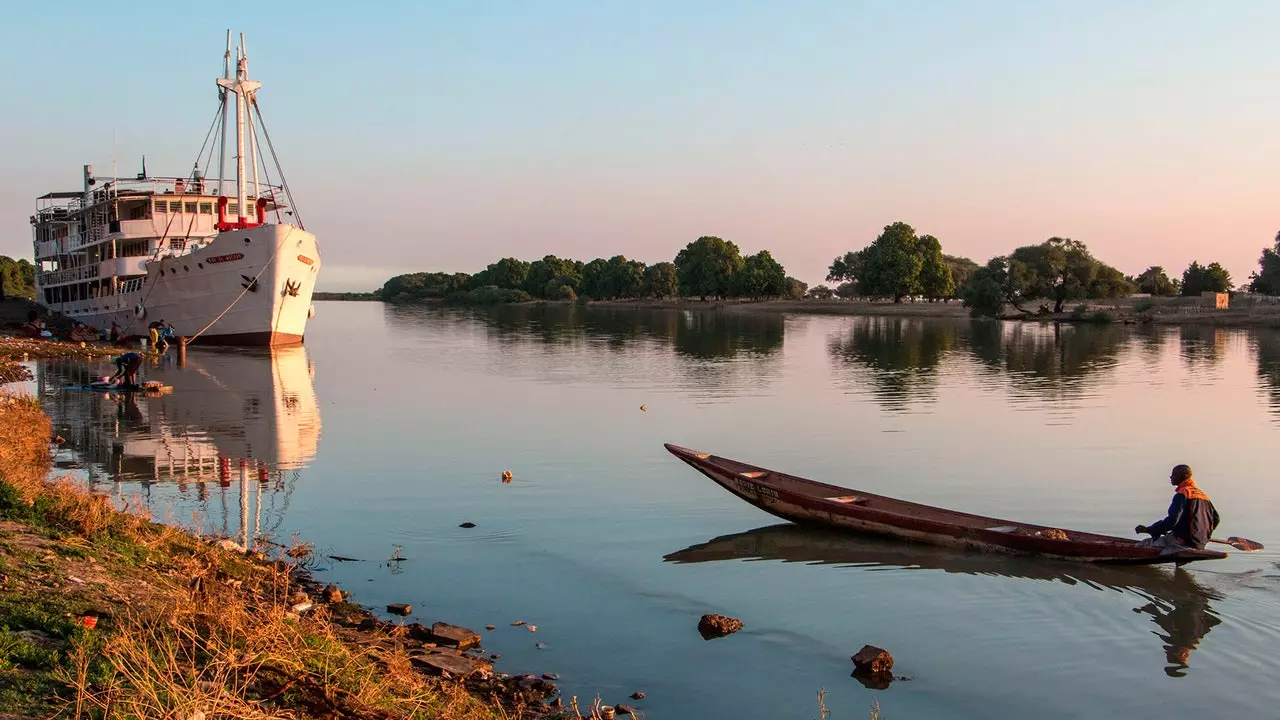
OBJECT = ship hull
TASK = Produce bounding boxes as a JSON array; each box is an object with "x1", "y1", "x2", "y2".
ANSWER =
[{"x1": 39, "y1": 223, "x2": 320, "y2": 347}]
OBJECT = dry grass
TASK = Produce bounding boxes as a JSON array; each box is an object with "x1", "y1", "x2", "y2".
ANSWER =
[{"x1": 1, "y1": 394, "x2": 555, "y2": 720}]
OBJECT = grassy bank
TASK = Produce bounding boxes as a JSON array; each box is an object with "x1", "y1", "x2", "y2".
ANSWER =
[{"x1": 0, "y1": 395, "x2": 602, "y2": 719}]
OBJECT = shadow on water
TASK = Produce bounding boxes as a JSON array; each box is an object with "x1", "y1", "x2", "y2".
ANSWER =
[
  {"x1": 826, "y1": 317, "x2": 961, "y2": 411},
  {"x1": 32, "y1": 347, "x2": 321, "y2": 543},
  {"x1": 665, "y1": 523, "x2": 1223, "y2": 678}
]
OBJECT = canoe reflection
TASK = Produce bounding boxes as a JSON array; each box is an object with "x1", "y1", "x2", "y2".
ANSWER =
[{"x1": 664, "y1": 523, "x2": 1222, "y2": 677}]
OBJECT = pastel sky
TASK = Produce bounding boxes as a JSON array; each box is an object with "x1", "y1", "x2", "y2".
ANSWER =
[{"x1": 2, "y1": 1, "x2": 1278, "y2": 291}]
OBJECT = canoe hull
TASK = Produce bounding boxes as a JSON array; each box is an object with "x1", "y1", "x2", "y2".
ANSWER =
[{"x1": 664, "y1": 444, "x2": 1226, "y2": 565}]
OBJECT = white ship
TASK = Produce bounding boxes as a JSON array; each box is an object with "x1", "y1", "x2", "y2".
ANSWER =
[{"x1": 30, "y1": 32, "x2": 320, "y2": 346}]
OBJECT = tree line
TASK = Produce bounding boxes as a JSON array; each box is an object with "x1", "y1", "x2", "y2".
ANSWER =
[
  {"x1": 380, "y1": 237, "x2": 809, "y2": 305},
  {"x1": 0, "y1": 255, "x2": 36, "y2": 300},
  {"x1": 814, "y1": 221, "x2": 1257, "y2": 318}
]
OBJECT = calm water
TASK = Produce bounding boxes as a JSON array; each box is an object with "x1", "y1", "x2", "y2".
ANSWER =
[{"x1": 23, "y1": 302, "x2": 1280, "y2": 720}]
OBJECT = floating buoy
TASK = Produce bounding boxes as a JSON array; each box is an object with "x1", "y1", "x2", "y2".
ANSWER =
[{"x1": 501, "y1": 470, "x2": 513, "y2": 481}]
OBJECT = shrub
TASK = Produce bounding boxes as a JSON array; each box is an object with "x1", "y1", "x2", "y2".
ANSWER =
[
  {"x1": 1134, "y1": 299, "x2": 1155, "y2": 313},
  {"x1": 1069, "y1": 304, "x2": 1090, "y2": 321},
  {"x1": 1088, "y1": 310, "x2": 1114, "y2": 324}
]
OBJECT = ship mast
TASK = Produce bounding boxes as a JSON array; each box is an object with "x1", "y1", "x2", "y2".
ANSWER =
[{"x1": 216, "y1": 32, "x2": 261, "y2": 228}]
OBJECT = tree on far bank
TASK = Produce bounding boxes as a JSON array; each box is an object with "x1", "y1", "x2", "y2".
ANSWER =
[
  {"x1": 826, "y1": 250, "x2": 864, "y2": 287},
  {"x1": 643, "y1": 262, "x2": 678, "y2": 298},
  {"x1": 606, "y1": 255, "x2": 647, "y2": 299},
  {"x1": 918, "y1": 235, "x2": 955, "y2": 302},
  {"x1": 1181, "y1": 261, "x2": 1232, "y2": 296},
  {"x1": 806, "y1": 284, "x2": 835, "y2": 300},
  {"x1": 1135, "y1": 266, "x2": 1179, "y2": 296},
  {"x1": 1248, "y1": 232, "x2": 1280, "y2": 296},
  {"x1": 674, "y1": 236, "x2": 744, "y2": 300},
  {"x1": 961, "y1": 258, "x2": 1015, "y2": 317},
  {"x1": 784, "y1": 277, "x2": 808, "y2": 300},
  {"x1": 524, "y1": 255, "x2": 580, "y2": 297},
  {"x1": 943, "y1": 255, "x2": 979, "y2": 300},
  {"x1": 580, "y1": 258, "x2": 611, "y2": 299},
  {"x1": 482, "y1": 258, "x2": 530, "y2": 290},
  {"x1": 1006, "y1": 237, "x2": 1097, "y2": 313},
  {"x1": 735, "y1": 250, "x2": 787, "y2": 299},
  {"x1": 0, "y1": 256, "x2": 35, "y2": 300},
  {"x1": 859, "y1": 222, "x2": 924, "y2": 302}
]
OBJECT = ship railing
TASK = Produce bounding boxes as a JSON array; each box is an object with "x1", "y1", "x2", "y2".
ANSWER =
[
  {"x1": 37, "y1": 177, "x2": 288, "y2": 216},
  {"x1": 40, "y1": 264, "x2": 101, "y2": 286}
]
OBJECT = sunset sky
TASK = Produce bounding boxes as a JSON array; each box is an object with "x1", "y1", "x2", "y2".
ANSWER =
[{"x1": 2, "y1": 1, "x2": 1278, "y2": 291}]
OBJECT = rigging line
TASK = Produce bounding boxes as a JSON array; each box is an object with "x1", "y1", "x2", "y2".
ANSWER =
[
  {"x1": 250, "y1": 100, "x2": 303, "y2": 230},
  {"x1": 190, "y1": 106, "x2": 223, "y2": 179},
  {"x1": 186, "y1": 227, "x2": 293, "y2": 343}
]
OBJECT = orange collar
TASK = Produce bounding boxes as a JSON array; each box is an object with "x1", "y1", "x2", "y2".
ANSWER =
[{"x1": 1176, "y1": 480, "x2": 1209, "y2": 501}]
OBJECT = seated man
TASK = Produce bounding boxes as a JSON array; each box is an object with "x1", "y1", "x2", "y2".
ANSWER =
[{"x1": 1136, "y1": 465, "x2": 1220, "y2": 552}]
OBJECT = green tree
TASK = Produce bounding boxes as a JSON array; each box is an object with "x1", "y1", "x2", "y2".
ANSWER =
[
  {"x1": 546, "y1": 278, "x2": 577, "y2": 301},
  {"x1": 1006, "y1": 237, "x2": 1099, "y2": 313},
  {"x1": 1248, "y1": 233, "x2": 1280, "y2": 295},
  {"x1": 606, "y1": 255, "x2": 646, "y2": 299},
  {"x1": 643, "y1": 262, "x2": 678, "y2": 298},
  {"x1": 1181, "y1": 261, "x2": 1232, "y2": 296},
  {"x1": 826, "y1": 250, "x2": 864, "y2": 286},
  {"x1": 943, "y1": 255, "x2": 979, "y2": 300},
  {"x1": 674, "y1": 236, "x2": 744, "y2": 300},
  {"x1": 783, "y1": 277, "x2": 808, "y2": 300},
  {"x1": 835, "y1": 282, "x2": 859, "y2": 299},
  {"x1": 580, "y1": 258, "x2": 611, "y2": 299},
  {"x1": 485, "y1": 257, "x2": 531, "y2": 290},
  {"x1": 918, "y1": 235, "x2": 954, "y2": 302},
  {"x1": 734, "y1": 250, "x2": 787, "y2": 299},
  {"x1": 859, "y1": 222, "x2": 924, "y2": 302},
  {"x1": 961, "y1": 258, "x2": 1013, "y2": 318},
  {"x1": 524, "y1": 255, "x2": 580, "y2": 297},
  {"x1": 807, "y1": 285, "x2": 835, "y2": 300},
  {"x1": 1135, "y1": 266, "x2": 1178, "y2": 296},
  {"x1": 0, "y1": 256, "x2": 35, "y2": 299},
  {"x1": 1088, "y1": 263, "x2": 1135, "y2": 299}
]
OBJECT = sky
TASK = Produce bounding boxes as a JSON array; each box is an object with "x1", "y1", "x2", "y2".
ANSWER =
[{"x1": 2, "y1": 1, "x2": 1279, "y2": 291}]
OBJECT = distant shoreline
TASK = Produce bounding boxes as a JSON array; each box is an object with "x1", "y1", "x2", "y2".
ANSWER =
[{"x1": 319, "y1": 295, "x2": 1280, "y2": 329}]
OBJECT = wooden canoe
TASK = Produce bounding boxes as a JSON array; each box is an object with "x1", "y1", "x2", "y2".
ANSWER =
[{"x1": 664, "y1": 444, "x2": 1227, "y2": 565}]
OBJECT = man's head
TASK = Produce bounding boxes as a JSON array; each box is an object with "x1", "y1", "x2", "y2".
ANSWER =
[{"x1": 1170, "y1": 464, "x2": 1193, "y2": 486}]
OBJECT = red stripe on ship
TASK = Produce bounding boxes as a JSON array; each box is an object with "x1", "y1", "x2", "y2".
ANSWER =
[{"x1": 297, "y1": 255, "x2": 314, "y2": 265}]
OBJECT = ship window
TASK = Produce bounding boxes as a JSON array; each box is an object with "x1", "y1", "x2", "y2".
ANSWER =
[
  {"x1": 198, "y1": 262, "x2": 204, "y2": 269},
  {"x1": 183, "y1": 265, "x2": 189, "y2": 272},
  {"x1": 243, "y1": 236, "x2": 251, "y2": 244},
  {"x1": 185, "y1": 202, "x2": 197, "y2": 213},
  {"x1": 199, "y1": 203, "x2": 213, "y2": 214},
  {"x1": 228, "y1": 203, "x2": 239, "y2": 215},
  {"x1": 154, "y1": 201, "x2": 167, "y2": 213},
  {"x1": 169, "y1": 201, "x2": 182, "y2": 213}
]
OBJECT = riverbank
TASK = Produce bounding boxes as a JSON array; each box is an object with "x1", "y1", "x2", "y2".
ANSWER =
[
  {"x1": 368, "y1": 295, "x2": 1280, "y2": 328},
  {"x1": 0, "y1": 397, "x2": 599, "y2": 719}
]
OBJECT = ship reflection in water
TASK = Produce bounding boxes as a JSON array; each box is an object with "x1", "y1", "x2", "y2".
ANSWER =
[
  {"x1": 34, "y1": 347, "x2": 321, "y2": 546},
  {"x1": 665, "y1": 524, "x2": 1223, "y2": 679}
]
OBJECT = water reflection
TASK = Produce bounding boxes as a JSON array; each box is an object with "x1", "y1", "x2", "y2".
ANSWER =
[
  {"x1": 1251, "y1": 332, "x2": 1280, "y2": 421},
  {"x1": 665, "y1": 524, "x2": 1223, "y2": 677},
  {"x1": 34, "y1": 347, "x2": 321, "y2": 545},
  {"x1": 826, "y1": 317, "x2": 960, "y2": 410},
  {"x1": 382, "y1": 303, "x2": 786, "y2": 393},
  {"x1": 968, "y1": 321, "x2": 1125, "y2": 399},
  {"x1": 1178, "y1": 326, "x2": 1230, "y2": 369}
]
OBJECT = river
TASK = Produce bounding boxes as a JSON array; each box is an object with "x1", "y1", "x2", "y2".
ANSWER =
[{"x1": 24, "y1": 301, "x2": 1280, "y2": 719}]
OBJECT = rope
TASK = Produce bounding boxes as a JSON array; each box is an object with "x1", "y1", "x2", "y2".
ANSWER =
[{"x1": 186, "y1": 226, "x2": 293, "y2": 343}]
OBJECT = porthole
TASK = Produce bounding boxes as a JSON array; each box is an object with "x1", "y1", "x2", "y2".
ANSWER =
[
  {"x1": 243, "y1": 237, "x2": 252, "y2": 244},
  {"x1": 198, "y1": 263, "x2": 204, "y2": 269},
  {"x1": 184, "y1": 265, "x2": 189, "y2": 272}
]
